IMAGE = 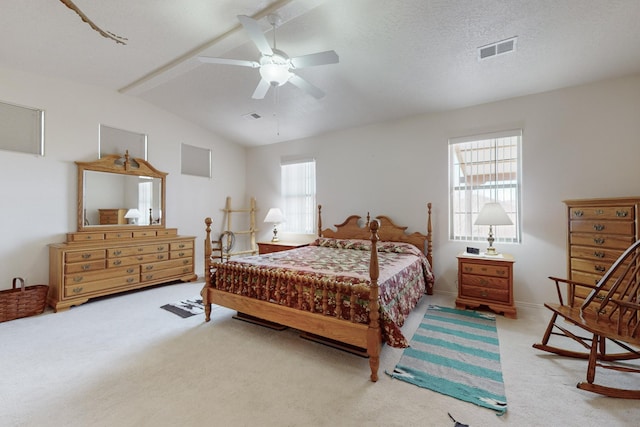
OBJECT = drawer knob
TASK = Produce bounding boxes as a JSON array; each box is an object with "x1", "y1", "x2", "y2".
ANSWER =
[
  {"x1": 179, "y1": 244, "x2": 186, "y2": 248},
  {"x1": 146, "y1": 266, "x2": 154, "y2": 271},
  {"x1": 574, "y1": 210, "x2": 584, "y2": 217},
  {"x1": 157, "y1": 246, "x2": 165, "y2": 251},
  {"x1": 145, "y1": 274, "x2": 154, "y2": 280},
  {"x1": 127, "y1": 268, "x2": 135, "y2": 274},
  {"x1": 496, "y1": 270, "x2": 506, "y2": 276},
  {"x1": 113, "y1": 260, "x2": 122, "y2": 265},
  {"x1": 464, "y1": 267, "x2": 472, "y2": 272},
  {"x1": 113, "y1": 250, "x2": 122, "y2": 256},
  {"x1": 594, "y1": 209, "x2": 604, "y2": 215},
  {"x1": 593, "y1": 251, "x2": 605, "y2": 258},
  {"x1": 616, "y1": 210, "x2": 629, "y2": 217},
  {"x1": 593, "y1": 224, "x2": 605, "y2": 231},
  {"x1": 593, "y1": 237, "x2": 605, "y2": 245},
  {"x1": 73, "y1": 287, "x2": 83, "y2": 293},
  {"x1": 81, "y1": 253, "x2": 92, "y2": 259},
  {"x1": 595, "y1": 265, "x2": 606, "y2": 272},
  {"x1": 481, "y1": 290, "x2": 488, "y2": 297},
  {"x1": 479, "y1": 279, "x2": 488, "y2": 286},
  {"x1": 178, "y1": 252, "x2": 185, "y2": 257},
  {"x1": 82, "y1": 264, "x2": 91, "y2": 271},
  {"x1": 127, "y1": 277, "x2": 135, "y2": 283},
  {"x1": 73, "y1": 276, "x2": 84, "y2": 283}
]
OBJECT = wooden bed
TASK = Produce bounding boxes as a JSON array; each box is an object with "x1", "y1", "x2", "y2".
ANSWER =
[{"x1": 201, "y1": 203, "x2": 433, "y2": 381}]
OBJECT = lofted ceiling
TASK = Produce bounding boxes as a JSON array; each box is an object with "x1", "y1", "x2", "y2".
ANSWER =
[{"x1": 2, "y1": 0, "x2": 640, "y2": 147}]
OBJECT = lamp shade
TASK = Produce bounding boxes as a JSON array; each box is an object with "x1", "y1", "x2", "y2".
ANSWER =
[
  {"x1": 124, "y1": 208, "x2": 141, "y2": 219},
  {"x1": 264, "y1": 208, "x2": 285, "y2": 224},
  {"x1": 475, "y1": 203, "x2": 512, "y2": 226}
]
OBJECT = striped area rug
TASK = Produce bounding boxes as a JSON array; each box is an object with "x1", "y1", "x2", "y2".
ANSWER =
[{"x1": 388, "y1": 305, "x2": 507, "y2": 415}]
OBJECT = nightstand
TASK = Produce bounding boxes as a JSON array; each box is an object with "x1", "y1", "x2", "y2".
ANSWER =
[
  {"x1": 257, "y1": 241, "x2": 309, "y2": 254},
  {"x1": 456, "y1": 252, "x2": 516, "y2": 319}
]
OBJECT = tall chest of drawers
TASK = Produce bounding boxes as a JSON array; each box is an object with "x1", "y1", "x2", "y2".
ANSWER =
[
  {"x1": 565, "y1": 197, "x2": 640, "y2": 305},
  {"x1": 48, "y1": 228, "x2": 197, "y2": 312}
]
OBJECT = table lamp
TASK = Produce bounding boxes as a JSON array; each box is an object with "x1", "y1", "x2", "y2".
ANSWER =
[
  {"x1": 474, "y1": 202, "x2": 512, "y2": 255},
  {"x1": 264, "y1": 208, "x2": 285, "y2": 242}
]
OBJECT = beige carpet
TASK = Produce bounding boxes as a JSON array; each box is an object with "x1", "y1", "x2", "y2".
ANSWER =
[{"x1": 1, "y1": 281, "x2": 638, "y2": 427}]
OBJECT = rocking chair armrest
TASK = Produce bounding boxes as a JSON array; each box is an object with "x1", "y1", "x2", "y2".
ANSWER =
[
  {"x1": 547, "y1": 276, "x2": 598, "y2": 306},
  {"x1": 610, "y1": 298, "x2": 640, "y2": 311}
]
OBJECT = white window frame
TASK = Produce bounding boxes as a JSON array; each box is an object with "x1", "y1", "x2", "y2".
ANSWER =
[
  {"x1": 448, "y1": 130, "x2": 522, "y2": 244},
  {"x1": 280, "y1": 158, "x2": 316, "y2": 234}
]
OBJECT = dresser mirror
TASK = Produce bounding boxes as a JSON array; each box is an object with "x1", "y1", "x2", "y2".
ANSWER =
[{"x1": 77, "y1": 152, "x2": 167, "y2": 231}]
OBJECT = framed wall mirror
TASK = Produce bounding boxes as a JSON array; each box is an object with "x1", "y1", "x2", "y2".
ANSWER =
[{"x1": 77, "y1": 152, "x2": 167, "y2": 231}]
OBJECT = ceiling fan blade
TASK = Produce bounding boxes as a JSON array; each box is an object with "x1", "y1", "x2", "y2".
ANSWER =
[
  {"x1": 252, "y1": 78, "x2": 272, "y2": 99},
  {"x1": 237, "y1": 15, "x2": 274, "y2": 56},
  {"x1": 197, "y1": 56, "x2": 259, "y2": 68},
  {"x1": 290, "y1": 50, "x2": 339, "y2": 69},
  {"x1": 288, "y1": 74, "x2": 325, "y2": 99}
]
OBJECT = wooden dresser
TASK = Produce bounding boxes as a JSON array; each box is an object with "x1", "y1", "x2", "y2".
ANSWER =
[
  {"x1": 456, "y1": 252, "x2": 516, "y2": 318},
  {"x1": 49, "y1": 228, "x2": 196, "y2": 312},
  {"x1": 564, "y1": 197, "x2": 640, "y2": 305}
]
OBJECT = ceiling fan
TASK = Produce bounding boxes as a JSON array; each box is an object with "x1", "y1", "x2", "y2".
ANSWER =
[{"x1": 198, "y1": 14, "x2": 339, "y2": 100}]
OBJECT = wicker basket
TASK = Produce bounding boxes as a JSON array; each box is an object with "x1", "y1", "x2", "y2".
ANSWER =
[{"x1": 0, "y1": 278, "x2": 48, "y2": 323}]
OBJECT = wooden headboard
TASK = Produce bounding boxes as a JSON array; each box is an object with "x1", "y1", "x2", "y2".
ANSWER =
[{"x1": 317, "y1": 203, "x2": 433, "y2": 268}]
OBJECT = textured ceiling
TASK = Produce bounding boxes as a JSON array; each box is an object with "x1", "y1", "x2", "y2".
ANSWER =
[{"x1": 2, "y1": 0, "x2": 640, "y2": 146}]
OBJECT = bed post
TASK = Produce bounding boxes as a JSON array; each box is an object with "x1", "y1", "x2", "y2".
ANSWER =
[
  {"x1": 426, "y1": 202, "x2": 433, "y2": 267},
  {"x1": 203, "y1": 217, "x2": 213, "y2": 321},
  {"x1": 317, "y1": 204, "x2": 323, "y2": 237},
  {"x1": 367, "y1": 219, "x2": 381, "y2": 382}
]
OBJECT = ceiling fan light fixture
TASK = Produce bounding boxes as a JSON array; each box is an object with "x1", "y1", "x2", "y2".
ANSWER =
[{"x1": 259, "y1": 62, "x2": 291, "y2": 86}]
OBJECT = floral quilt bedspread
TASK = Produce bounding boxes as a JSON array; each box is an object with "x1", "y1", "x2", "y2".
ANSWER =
[{"x1": 214, "y1": 237, "x2": 434, "y2": 347}]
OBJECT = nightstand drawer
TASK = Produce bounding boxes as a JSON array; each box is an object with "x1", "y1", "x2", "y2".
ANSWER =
[
  {"x1": 459, "y1": 262, "x2": 510, "y2": 278},
  {"x1": 460, "y1": 273, "x2": 509, "y2": 290},
  {"x1": 460, "y1": 284, "x2": 510, "y2": 303}
]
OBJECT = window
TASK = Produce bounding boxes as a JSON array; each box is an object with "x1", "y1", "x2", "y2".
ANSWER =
[
  {"x1": 449, "y1": 130, "x2": 521, "y2": 244},
  {"x1": 0, "y1": 100, "x2": 44, "y2": 156},
  {"x1": 281, "y1": 158, "x2": 316, "y2": 234}
]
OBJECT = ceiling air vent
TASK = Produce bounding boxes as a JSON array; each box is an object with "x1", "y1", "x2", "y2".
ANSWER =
[
  {"x1": 241, "y1": 112, "x2": 262, "y2": 120},
  {"x1": 478, "y1": 36, "x2": 517, "y2": 60}
]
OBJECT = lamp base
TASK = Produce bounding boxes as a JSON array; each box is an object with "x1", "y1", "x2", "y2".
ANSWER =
[{"x1": 485, "y1": 246, "x2": 499, "y2": 256}]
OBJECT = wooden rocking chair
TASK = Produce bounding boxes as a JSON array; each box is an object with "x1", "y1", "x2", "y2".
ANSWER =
[{"x1": 533, "y1": 239, "x2": 640, "y2": 398}]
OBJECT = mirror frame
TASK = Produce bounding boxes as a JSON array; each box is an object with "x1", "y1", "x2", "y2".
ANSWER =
[{"x1": 77, "y1": 152, "x2": 167, "y2": 232}]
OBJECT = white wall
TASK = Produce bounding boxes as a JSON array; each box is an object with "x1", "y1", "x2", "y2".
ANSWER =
[
  {"x1": 0, "y1": 66, "x2": 247, "y2": 289},
  {"x1": 246, "y1": 73, "x2": 640, "y2": 307}
]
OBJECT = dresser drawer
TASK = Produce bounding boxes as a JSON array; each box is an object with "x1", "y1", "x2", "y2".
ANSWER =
[
  {"x1": 65, "y1": 259, "x2": 106, "y2": 274},
  {"x1": 141, "y1": 257, "x2": 192, "y2": 273},
  {"x1": 65, "y1": 274, "x2": 139, "y2": 297},
  {"x1": 65, "y1": 249, "x2": 106, "y2": 263},
  {"x1": 141, "y1": 264, "x2": 193, "y2": 282},
  {"x1": 570, "y1": 258, "x2": 616, "y2": 276},
  {"x1": 569, "y1": 220, "x2": 634, "y2": 235},
  {"x1": 569, "y1": 233, "x2": 634, "y2": 250},
  {"x1": 105, "y1": 231, "x2": 133, "y2": 240},
  {"x1": 171, "y1": 240, "x2": 193, "y2": 251},
  {"x1": 459, "y1": 262, "x2": 511, "y2": 278},
  {"x1": 108, "y1": 253, "x2": 168, "y2": 267},
  {"x1": 171, "y1": 248, "x2": 193, "y2": 259},
  {"x1": 108, "y1": 243, "x2": 170, "y2": 257},
  {"x1": 460, "y1": 284, "x2": 510, "y2": 303},
  {"x1": 570, "y1": 245, "x2": 624, "y2": 263},
  {"x1": 133, "y1": 230, "x2": 157, "y2": 238},
  {"x1": 569, "y1": 205, "x2": 635, "y2": 221},
  {"x1": 64, "y1": 265, "x2": 139, "y2": 286}
]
